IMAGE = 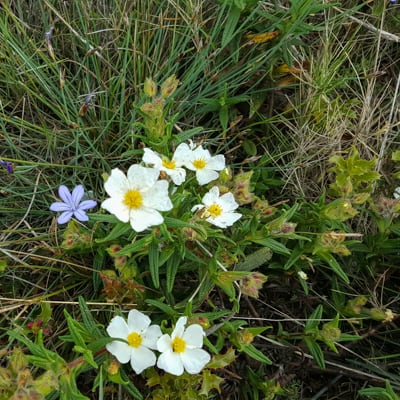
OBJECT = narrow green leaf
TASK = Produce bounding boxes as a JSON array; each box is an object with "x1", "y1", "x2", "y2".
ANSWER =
[
  {"x1": 221, "y1": 4, "x2": 241, "y2": 48},
  {"x1": 149, "y1": 239, "x2": 160, "y2": 288},
  {"x1": 241, "y1": 344, "x2": 272, "y2": 364},
  {"x1": 95, "y1": 221, "x2": 131, "y2": 243}
]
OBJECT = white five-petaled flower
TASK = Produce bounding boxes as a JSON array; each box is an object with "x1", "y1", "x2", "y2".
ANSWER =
[
  {"x1": 191, "y1": 186, "x2": 241, "y2": 228},
  {"x1": 173, "y1": 142, "x2": 225, "y2": 185},
  {"x1": 156, "y1": 316, "x2": 210, "y2": 376},
  {"x1": 142, "y1": 148, "x2": 186, "y2": 185},
  {"x1": 106, "y1": 310, "x2": 162, "y2": 374},
  {"x1": 101, "y1": 165, "x2": 173, "y2": 232}
]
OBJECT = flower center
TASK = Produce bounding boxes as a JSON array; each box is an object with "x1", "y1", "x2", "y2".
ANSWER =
[
  {"x1": 124, "y1": 190, "x2": 142, "y2": 209},
  {"x1": 207, "y1": 203, "x2": 222, "y2": 218},
  {"x1": 162, "y1": 158, "x2": 176, "y2": 170},
  {"x1": 127, "y1": 332, "x2": 142, "y2": 348},
  {"x1": 193, "y1": 158, "x2": 206, "y2": 170},
  {"x1": 172, "y1": 337, "x2": 186, "y2": 353}
]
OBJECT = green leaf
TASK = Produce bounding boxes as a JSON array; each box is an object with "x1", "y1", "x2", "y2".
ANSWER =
[
  {"x1": 249, "y1": 237, "x2": 291, "y2": 255},
  {"x1": 304, "y1": 337, "x2": 325, "y2": 369},
  {"x1": 145, "y1": 299, "x2": 178, "y2": 317},
  {"x1": 221, "y1": 4, "x2": 241, "y2": 48},
  {"x1": 78, "y1": 297, "x2": 103, "y2": 340},
  {"x1": 316, "y1": 251, "x2": 350, "y2": 283},
  {"x1": 95, "y1": 221, "x2": 131, "y2": 243},
  {"x1": 200, "y1": 369, "x2": 224, "y2": 395},
  {"x1": 206, "y1": 347, "x2": 236, "y2": 369},
  {"x1": 149, "y1": 239, "x2": 160, "y2": 288},
  {"x1": 166, "y1": 250, "x2": 181, "y2": 293},
  {"x1": 240, "y1": 344, "x2": 272, "y2": 364},
  {"x1": 235, "y1": 247, "x2": 272, "y2": 271}
]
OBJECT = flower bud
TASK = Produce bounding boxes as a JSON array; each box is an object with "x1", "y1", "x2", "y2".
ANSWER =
[
  {"x1": 144, "y1": 77, "x2": 157, "y2": 97},
  {"x1": 160, "y1": 74, "x2": 179, "y2": 98},
  {"x1": 237, "y1": 329, "x2": 254, "y2": 345},
  {"x1": 240, "y1": 272, "x2": 268, "y2": 299},
  {"x1": 232, "y1": 171, "x2": 255, "y2": 205},
  {"x1": 107, "y1": 359, "x2": 120, "y2": 375}
]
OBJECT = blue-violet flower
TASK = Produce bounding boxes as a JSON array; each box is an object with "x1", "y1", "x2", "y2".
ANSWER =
[{"x1": 50, "y1": 185, "x2": 97, "y2": 224}]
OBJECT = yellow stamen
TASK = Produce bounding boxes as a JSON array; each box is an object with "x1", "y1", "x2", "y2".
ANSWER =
[
  {"x1": 124, "y1": 190, "x2": 142, "y2": 209},
  {"x1": 127, "y1": 332, "x2": 142, "y2": 348},
  {"x1": 172, "y1": 337, "x2": 186, "y2": 353},
  {"x1": 162, "y1": 158, "x2": 176, "y2": 170},
  {"x1": 193, "y1": 158, "x2": 206, "y2": 170},
  {"x1": 207, "y1": 203, "x2": 222, "y2": 218}
]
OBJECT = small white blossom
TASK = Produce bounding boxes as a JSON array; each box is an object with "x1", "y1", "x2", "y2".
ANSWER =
[
  {"x1": 192, "y1": 186, "x2": 241, "y2": 228},
  {"x1": 297, "y1": 270, "x2": 308, "y2": 280},
  {"x1": 142, "y1": 148, "x2": 186, "y2": 185},
  {"x1": 101, "y1": 165, "x2": 173, "y2": 232},
  {"x1": 173, "y1": 142, "x2": 225, "y2": 185},
  {"x1": 157, "y1": 316, "x2": 210, "y2": 376},
  {"x1": 394, "y1": 187, "x2": 400, "y2": 199},
  {"x1": 106, "y1": 310, "x2": 162, "y2": 374}
]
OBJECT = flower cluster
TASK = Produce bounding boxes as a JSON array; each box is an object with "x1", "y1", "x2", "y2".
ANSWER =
[
  {"x1": 106, "y1": 310, "x2": 210, "y2": 376},
  {"x1": 100, "y1": 141, "x2": 241, "y2": 232},
  {"x1": 50, "y1": 142, "x2": 242, "y2": 231}
]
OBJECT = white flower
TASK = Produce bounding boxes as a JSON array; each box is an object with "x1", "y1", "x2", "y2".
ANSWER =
[
  {"x1": 191, "y1": 186, "x2": 241, "y2": 228},
  {"x1": 106, "y1": 309, "x2": 162, "y2": 374},
  {"x1": 297, "y1": 270, "x2": 308, "y2": 280},
  {"x1": 142, "y1": 148, "x2": 186, "y2": 185},
  {"x1": 173, "y1": 142, "x2": 225, "y2": 185},
  {"x1": 156, "y1": 316, "x2": 210, "y2": 376},
  {"x1": 394, "y1": 187, "x2": 400, "y2": 199},
  {"x1": 101, "y1": 165, "x2": 173, "y2": 232}
]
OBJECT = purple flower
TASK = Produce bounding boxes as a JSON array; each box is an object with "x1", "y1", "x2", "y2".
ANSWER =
[
  {"x1": 50, "y1": 185, "x2": 97, "y2": 224},
  {"x1": 0, "y1": 160, "x2": 13, "y2": 173}
]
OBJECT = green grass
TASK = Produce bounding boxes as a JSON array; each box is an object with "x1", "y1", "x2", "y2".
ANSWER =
[{"x1": 1, "y1": 0, "x2": 400, "y2": 399}]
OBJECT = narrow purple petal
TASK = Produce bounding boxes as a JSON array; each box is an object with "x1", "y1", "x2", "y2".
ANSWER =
[
  {"x1": 78, "y1": 199, "x2": 97, "y2": 211},
  {"x1": 71, "y1": 185, "x2": 84, "y2": 209},
  {"x1": 73, "y1": 209, "x2": 89, "y2": 222},
  {"x1": 50, "y1": 201, "x2": 71, "y2": 212},
  {"x1": 58, "y1": 185, "x2": 72, "y2": 204},
  {"x1": 57, "y1": 211, "x2": 73, "y2": 224}
]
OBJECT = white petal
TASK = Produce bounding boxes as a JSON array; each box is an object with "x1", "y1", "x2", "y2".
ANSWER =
[
  {"x1": 183, "y1": 324, "x2": 204, "y2": 348},
  {"x1": 207, "y1": 212, "x2": 242, "y2": 228},
  {"x1": 101, "y1": 197, "x2": 130, "y2": 223},
  {"x1": 157, "y1": 350, "x2": 184, "y2": 376},
  {"x1": 129, "y1": 208, "x2": 164, "y2": 232},
  {"x1": 106, "y1": 316, "x2": 130, "y2": 339},
  {"x1": 106, "y1": 341, "x2": 132, "y2": 364},
  {"x1": 207, "y1": 154, "x2": 225, "y2": 171},
  {"x1": 168, "y1": 168, "x2": 186, "y2": 185},
  {"x1": 219, "y1": 192, "x2": 239, "y2": 211},
  {"x1": 157, "y1": 334, "x2": 172, "y2": 353},
  {"x1": 127, "y1": 164, "x2": 159, "y2": 190},
  {"x1": 130, "y1": 346, "x2": 157, "y2": 374},
  {"x1": 142, "y1": 180, "x2": 173, "y2": 211},
  {"x1": 172, "y1": 143, "x2": 192, "y2": 166},
  {"x1": 104, "y1": 168, "x2": 129, "y2": 197},
  {"x1": 192, "y1": 146, "x2": 210, "y2": 161},
  {"x1": 196, "y1": 169, "x2": 220, "y2": 185},
  {"x1": 191, "y1": 204, "x2": 205, "y2": 213},
  {"x1": 127, "y1": 309, "x2": 151, "y2": 332},
  {"x1": 171, "y1": 317, "x2": 187, "y2": 339},
  {"x1": 202, "y1": 187, "x2": 219, "y2": 205},
  {"x1": 143, "y1": 325, "x2": 162, "y2": 349},
  {"x1": 142, "y1": 148, "x2": 162, "y2": 168},
  {"x1": 181, "y1": 348, "x2": 210, "y2": 374}
]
